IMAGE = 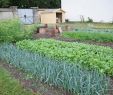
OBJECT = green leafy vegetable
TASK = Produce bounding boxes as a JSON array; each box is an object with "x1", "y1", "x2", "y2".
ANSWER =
[{"x1": 16, "y1": 39, "x2": 113, "y2": 75}]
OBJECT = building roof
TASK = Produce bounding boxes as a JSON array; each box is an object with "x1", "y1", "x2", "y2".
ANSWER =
[{"x1": 38, "y1": 8, "x2": 65, "y2": 13}]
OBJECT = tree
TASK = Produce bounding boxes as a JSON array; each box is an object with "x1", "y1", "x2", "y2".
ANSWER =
[
  {"x1": 6, "y1": 0, "x2": 61, "y2": 8},
  {"x1": 0, "y1": 0, "x2": 10, "y2": 8}
]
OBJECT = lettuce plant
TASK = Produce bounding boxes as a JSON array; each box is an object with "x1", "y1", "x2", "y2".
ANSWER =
[{"x1": 16, "y1": 39, "x2": 113, "y2": 75}]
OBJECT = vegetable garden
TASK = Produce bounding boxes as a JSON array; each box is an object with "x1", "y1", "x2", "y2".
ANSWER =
[
  {"x1": 16, "y1": 39, "x2": 113, "y2": 75},
  {"x1": 0, "y1": 19, "x2": 113, "y2": 95},
  {"x1": 62, "y1": 29, "x2": 113, "y2": 42}
]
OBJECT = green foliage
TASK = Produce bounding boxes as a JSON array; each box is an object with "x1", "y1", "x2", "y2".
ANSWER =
[
  {"x1": 62, "y1": 31, "x2": 113, "y2": 42},
  {"x1": 0, "y1": 19, "x2": 33, "y2": 43},
  {"x1": 16, "y1": 39, "x2": 113, "y2": 75},
  {"x1": 0, "y1": 66, "x2": 36, "y2": 95},
  {"x1": 74, "y1": 28, "x2": 113, "y2": 33},
  {"x1": 0, "y1": 0, "x2": 10, "y2": 8},
  {"x1": 4, "y1": 0, "x2": 61, "y2": 8},
  {"x1": 87, "y1": 17, "x2": 93, "y2": 23},
  {"x1": 0, "y1": 44, "x2": 110, "y2": 95}
]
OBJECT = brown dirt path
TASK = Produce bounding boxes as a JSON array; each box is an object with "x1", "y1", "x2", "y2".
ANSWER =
[{"x1": 33, "y1": 33, "x2": 113, "y2": 49}]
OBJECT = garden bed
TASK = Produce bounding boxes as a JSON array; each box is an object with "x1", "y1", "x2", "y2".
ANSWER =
[
  {"x1": 16, "y1": 39, "x2": 113, "y2": 75},
  {"x1": 62, "y1": 31, "x2": 113, "y2": 42},
  {"x1": 0, "y1": 60, "x2": 69, "y2": 95},
  {"x1": 0, "y1": 44, "x2": 111, "y2": 95}
]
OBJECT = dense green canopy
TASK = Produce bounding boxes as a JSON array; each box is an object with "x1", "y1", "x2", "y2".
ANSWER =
[{"x1": 0, "y1": 0, "x2": 61, "y2": 8}]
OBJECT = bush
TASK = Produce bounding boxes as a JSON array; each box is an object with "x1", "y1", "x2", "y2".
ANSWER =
[
  {"x1": 0, "y1": 19, "x2": 33, "y2": 43},
  {"x1": 87, "y1": 17, "x2": 93, "y2": 23},
  {"x1": 65, "y1": 19, "x2": 69, "y2": 23}
]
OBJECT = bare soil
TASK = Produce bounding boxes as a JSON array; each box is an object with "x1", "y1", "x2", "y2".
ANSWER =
[{"x1": 33, "y1": 33, "x2": 113, "y2": 49}]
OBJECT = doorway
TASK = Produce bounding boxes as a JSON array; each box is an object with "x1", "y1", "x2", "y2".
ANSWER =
[{"x1": 56, "y1": 12, "x2": 62, "y2": 23}]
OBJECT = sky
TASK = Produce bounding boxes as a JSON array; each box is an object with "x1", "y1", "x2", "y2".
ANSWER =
[{"x1": 61, "y1": 0, "x2": 113, "y2": 22}]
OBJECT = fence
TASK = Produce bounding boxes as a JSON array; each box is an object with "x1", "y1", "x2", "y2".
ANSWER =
[{"x1": 0, "y1": 6, "x2": 38, "y2": 24}]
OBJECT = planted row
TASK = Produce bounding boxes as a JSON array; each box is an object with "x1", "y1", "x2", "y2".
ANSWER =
[
  {"x1": 62, "y1": 31, "x2": 113, "y2": 42},
  {"x1": 0, "y1": 44, "x2": 110, "y2": 95},
  {"x1": 74, "y1": 28, "x2": 113, "y2": 33},
  {"x1": 16, "y1": 39, "x2": 113, "y2": 75}
]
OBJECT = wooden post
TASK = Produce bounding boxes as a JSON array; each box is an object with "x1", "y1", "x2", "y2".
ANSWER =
[
  {"x1": 31, "y1": 7, "x2": 39, "y2": 24},
  {"x1": 10, "y1": 6, "x2": 18, "y2": 18}
]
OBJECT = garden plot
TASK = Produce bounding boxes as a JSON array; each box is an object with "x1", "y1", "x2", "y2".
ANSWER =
[
  {"x1": 0, "y1": 19, "x2": 113, "y2": 95},
  {"x1": 16, "y1": 39, "x2": 113, "y2": 75},
  {"x1": 62, "y1": 31, "x2": 113, "y2": 42},
  {"x1": 0, "y1": 43, "x2": 111, "y2": 95}
]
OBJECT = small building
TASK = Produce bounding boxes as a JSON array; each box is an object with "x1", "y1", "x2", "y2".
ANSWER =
[
  {"x1": 0, "y1": 7, "x2": 65, "y2": 24},
  {"x1": 38, "y1": 8, "x2": 65, "y2": 24}
]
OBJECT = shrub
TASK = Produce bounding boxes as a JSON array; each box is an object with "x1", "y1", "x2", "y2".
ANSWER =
[
  {"x1": 87, "y1": 17, "x2": 93, "y2": 23},
  {"x1": 65, "y1": 19, "x2": 69, "y2": 23},
  {"x1": 0, "y1": 19, "x2": 33, "y2": 43}
]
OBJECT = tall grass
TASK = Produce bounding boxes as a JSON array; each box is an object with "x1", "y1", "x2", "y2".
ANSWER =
[{"x1": 0, "y1": 44, "x2": 111, "y2": 95}]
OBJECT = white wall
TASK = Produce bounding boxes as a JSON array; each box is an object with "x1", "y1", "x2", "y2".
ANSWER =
[
  {"x1": 62, "y1": 0, "x2": 113, "y2": 22},
  {"x1": 0, "y1": 12, "x2": 14, "y2": 20}
]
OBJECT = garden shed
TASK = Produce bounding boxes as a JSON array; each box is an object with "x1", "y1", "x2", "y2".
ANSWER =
[{"x1": 38, "y1": 8, "x2": 65, "y2": 24}]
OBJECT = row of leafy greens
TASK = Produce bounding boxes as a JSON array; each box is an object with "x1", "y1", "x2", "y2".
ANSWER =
[{"x1": 16, "y1": 39, "x2": 113, "y2": 76}]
